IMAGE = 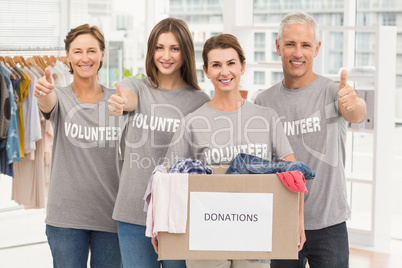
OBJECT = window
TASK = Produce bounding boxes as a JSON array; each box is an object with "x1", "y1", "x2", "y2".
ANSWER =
[
  {"x1": 193, "y1": 31, "x2": 205, "y2": 43},
  {"x1": 397, "y1": 55, "x2": 402, "y2": 73},
  {"x1": 357, "y1": 0, "x2": 371, "y2": 9},
  {"x1": 271, "y1": 32, "x2": 280, "y2": 61},
  {"x1": 270, "y1": 52, "x2": 279, "y2": 62},
  {"x1": 382, "y1": 12, "x2": 396, "y2": 26},
  {"x1": 209, "y1": 15, "x2": 222, "y2": 23},
  {"x1": 0, "y1": 0, "x2": 88, "y2": 48},
  {"x1": 254, "y1": 52, "x2": 265, "y2": 62},
  {"x1": 254, "y1": 32, "x2": 265, "y2": 49},
  {"x1": 329, "y1": 52, "x2": 343, "y2": 74},
  {"x1": 331, "y1": 13, "x2": 344, "y2": 26},
  {"x1": 330, "y1": 32, "x2": 344, "y2": 50},
  {"x1": 170, "y1": 0, "x2": 182, "y2": 11},
  {"x1": 271, "y1": 32, "x2": 278, "y2": 42},
  {"x1": 397, "y1": 34, "x2": 402, "y2": 53},
  {"x1": 197, "y1": 69, "x2": 205, "y2": 82},
  {"x1": 355, "y1": 52, "x2": 373, "y2": 66},
  {"x1": 211, "y1": 32, "x2": 222, "y2": 37},
  {"x1": 195, "y1": 51, "x2": 203, "y2": 62},
  {"x1": 271, "y1": 72, "x2": 283, "y2": 85},
  {"x1": 207, "y1": 0, "x2": 222, "y2": 11},
  {"x1": 356, "y1": 12, "x2": 374, "y2": 26},
  {"x1": 254, "y1": 71, "x2": 265, "y2": 85},
  {"x1": 397, "y1": 75, "x2": 402, "y2": 88},
  {"x1": 356, "y1": 33, "x2": 374, "y2": 51}
]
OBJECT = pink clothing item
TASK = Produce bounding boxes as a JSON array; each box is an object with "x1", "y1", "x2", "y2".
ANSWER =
[
  {"x1": 145, "y1": 173, "x2": 189, "y2": 237},
  {"x1": 276, "y1": 171, "x2": 308, "y2": 193},
  {"x1": 143, "y1": 165, "x2": 167, "y2": 212}
]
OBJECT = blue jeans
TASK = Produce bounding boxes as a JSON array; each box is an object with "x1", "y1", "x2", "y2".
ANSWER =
[
  {"x1": 117, "y1": 221, "x2": 186, "y2": 268},
  {"x1": 270, "y1": 222, "x2": 349, "y2": 268},
  {"x1": 46, "y1": 224, "x2": 122, "y2": 268},
  {"x1": 226, "y1": 153, "x2": 315, "y2": 180}
]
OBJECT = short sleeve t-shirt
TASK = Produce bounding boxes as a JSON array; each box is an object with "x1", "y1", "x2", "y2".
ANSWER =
[
  {"x1": 45, "y1": 84, "x2": 125, "y2": 233},
  {"x1": 255, "y1": 75, "x2": 349, "y2": 230},
  {"x1": 165, "y1": 101, "x2": 293, "y2": 166},
  {"x1": 112, "y1": 77, "x2": 210, "y2": 225}
]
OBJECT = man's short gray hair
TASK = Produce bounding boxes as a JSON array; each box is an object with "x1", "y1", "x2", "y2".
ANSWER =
[{"x1": 277, "y1": 11, "x2": 319, "y2": 46}]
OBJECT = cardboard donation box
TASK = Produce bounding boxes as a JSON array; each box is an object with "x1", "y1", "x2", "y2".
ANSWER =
[{"x1": 158, "y1": 167, "x2": 300, "y2": 260}]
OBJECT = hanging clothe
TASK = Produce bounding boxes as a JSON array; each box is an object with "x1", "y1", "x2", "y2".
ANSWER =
[
  {"x1": 0, "y1": 52, "x2": 72, "y2": 209},
  {"x1": 0, "y1": 72, "x2": 10, "y2": 141},
  {"x1": 0, "y1": 47, "x2": 120, "y2": 210},
  {"x1": 0, "y1": 62, "x2": 21, "y2": 176},
  {"x1": 10, "y1": 57, "x2": 71, "y2": 209}
]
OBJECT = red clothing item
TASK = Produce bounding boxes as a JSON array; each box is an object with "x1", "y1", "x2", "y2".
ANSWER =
[{"x1": 276, "y1": 171, "x2": 308, "y2": 193}]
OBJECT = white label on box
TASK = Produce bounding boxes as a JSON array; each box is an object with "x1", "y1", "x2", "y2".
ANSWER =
[{"x1": 189, "y1": 192, "x2": 273, "y2": 251}]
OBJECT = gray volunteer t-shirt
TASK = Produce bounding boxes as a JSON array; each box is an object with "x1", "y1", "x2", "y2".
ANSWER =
[
  {"x1": 113, "y1": 77, "x2": 210, "y2": 225},
  {"x1": 255, "y1": 75, "x2": 350, "y2": 230},
  {"x1": 165, "y1": 101, "x2": 293, "y2": 166},
  {"x1": 45, "y1": 85, "x2": 125, "y2": 233}
]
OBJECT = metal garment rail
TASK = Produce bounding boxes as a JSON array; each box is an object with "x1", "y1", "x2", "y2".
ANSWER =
[{"x1": 0, "y1": 46, "x2": 123, "y2": 85}]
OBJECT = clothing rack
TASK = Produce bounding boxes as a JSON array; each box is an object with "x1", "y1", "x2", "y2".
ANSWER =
[
  {"x1": 0, "y1": 47, "x2": 66, "y2": 51},
  {"x1": 0, "y1": 46, "x2": 123, "y2": 212},
  {"x1": 0, "y1": 46, "x2": 123, "y2": 85}
]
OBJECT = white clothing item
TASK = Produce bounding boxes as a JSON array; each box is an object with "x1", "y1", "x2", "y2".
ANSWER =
[
  {"x1": 29, "y1": 66, "x2": 42, "y2": 80},
  {"x1": 145, "y1": 173, "x2": 189, "y2": 237},
  {"x1": 47, "y1": 66, "x2": 62, "y2": 86},
  {"x1": 55, "y1": 61, "x2": 73, "y2": 85},
  {"x1": 143, "y1": 165, "x2": 167, "y2": 212},
  {"x1": 22, "y1": 67, "x2": 42, "y2": 155}
]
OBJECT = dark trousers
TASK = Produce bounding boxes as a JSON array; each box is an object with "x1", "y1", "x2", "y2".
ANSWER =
[{"x1": 271, "y1": 222, "x2": 349, "y2": 268}]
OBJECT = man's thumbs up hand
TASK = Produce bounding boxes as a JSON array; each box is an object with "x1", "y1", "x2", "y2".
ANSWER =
[{"x1": 338, "y1": 69, "x2": 359, "y2": 112}]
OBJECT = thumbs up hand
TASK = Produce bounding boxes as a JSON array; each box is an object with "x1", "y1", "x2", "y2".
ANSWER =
[
  {"x1": 35, "y1": 68, "x2": 54, "y2": 98},
  {"x1": 108, "y1": 83, "x2": 128, "y2": 115},
  {"x1": 338, "y1": 69, "x2": 359, "y2": 112}
]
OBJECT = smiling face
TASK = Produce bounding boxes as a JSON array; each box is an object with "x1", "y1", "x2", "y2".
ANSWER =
[
  {"x1": 203, "y1": 48, "x2": 245, "y2": 94},
  {"x1": 276, "y1": 23, "x2": 321, "y2": 88},
  {"x1": 67, "y1": 33, "x2": 104, "y2": 80},
  {"x1": 153, "y1": 32, "x2": 184, "y2": 79}
]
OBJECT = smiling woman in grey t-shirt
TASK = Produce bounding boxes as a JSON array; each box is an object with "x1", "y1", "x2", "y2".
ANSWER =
[
  {"x1": 34, "y1": 24, "x2": 124, "y2": 268},
  {"x1": 164, "y1": 33, "x2": 304, "y2": 268},
  {"x1": 107, "y1": 18, "x2": 210, "y2": 268}
]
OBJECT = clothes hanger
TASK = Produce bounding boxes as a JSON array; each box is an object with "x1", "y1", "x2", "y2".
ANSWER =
[
  {"x1": 21, "y1": 56, "x2": 29, "y2": 69},
  {"x1": 4, "y1": 56, "x2": 25, "y2": 79},
  {"x1": 13, "y1": 56, "x2": 24, "y2": 68},
  {"x1": 5, "y1": 56, "x2": 16, "y2": 67},
  {"x1": 7, "y1": 56, "x2": 27, "y2": 79},
  {"x1": 4, "y1": 62, "x2": 20, "y2": 80},
  {"x1": 14, "y1": 56, "x2": 29, "y2": 69},
  {"x1": 33, "y1": 56, "x2": 45, "y2": 72},
  {"x1": 43, "y1": 55, "x2": 55, "y2": 67},
  {"x1": 39, "y1": 56, "x2": 57, "y2": 80},
  {"x1": 2, "y1": 60, "x2": 17, "y2": 80},
  {"x1": 39, "y1": 57, "x2": 49, "y2": 70},
  {"x1": 57, "y1": 56, "x2": 68, "y2": 66},
  {"x1": 49, "y1": 55, "x2": 57, "y2": 65},
  {"x1": 27, "y1": 57, "x2": 45, "y2": 76}
]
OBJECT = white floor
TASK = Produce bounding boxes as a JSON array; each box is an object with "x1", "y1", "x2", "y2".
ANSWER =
[
  {"x1": 1, "y1": 207, "x2": 402, "y2": 268},
  {"x1": 0, "y1": 208, "x2": 53, "y2": 268}
]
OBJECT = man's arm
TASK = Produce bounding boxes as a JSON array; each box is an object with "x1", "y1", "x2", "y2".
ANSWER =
[{"x1": 338, "y1": 69, "x2": 367, "y2": 123}]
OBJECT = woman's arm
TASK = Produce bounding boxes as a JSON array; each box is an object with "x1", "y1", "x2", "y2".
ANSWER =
[
  {"x1": 34, "y1": 68, "x2": 57, "y2": 114},
  {"x1": 108, "y1": 83, "x2": 138, "y2": 115}
]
